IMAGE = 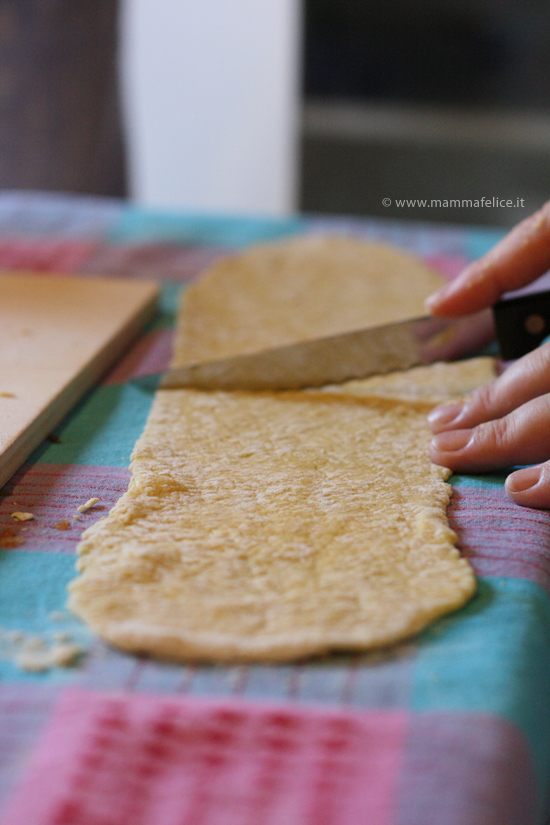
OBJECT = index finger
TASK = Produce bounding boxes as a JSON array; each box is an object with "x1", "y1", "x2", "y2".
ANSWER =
[{"x1": 425, "y1": 200, "x2": 550, "y2": 317}]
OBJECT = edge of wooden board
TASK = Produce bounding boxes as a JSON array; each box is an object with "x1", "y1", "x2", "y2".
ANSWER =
[{"x1": 0, "y1": 274, "x2": 159, "y2": 490}]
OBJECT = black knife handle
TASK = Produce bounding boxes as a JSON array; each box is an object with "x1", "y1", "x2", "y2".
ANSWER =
[{"x1": 493, "y1": 288, "x2": 550, "y2": 360}]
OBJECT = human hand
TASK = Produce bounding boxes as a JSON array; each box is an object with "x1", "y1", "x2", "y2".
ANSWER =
[{"x1": 425, "y1": 200, "x2": 550, "y2": 508}]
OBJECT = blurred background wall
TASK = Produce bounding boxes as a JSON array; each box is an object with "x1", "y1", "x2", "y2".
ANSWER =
[
  {"x1": 0, "y1": 0, "x2": 549, "y2": 226},
  {"x1": 120, "y1": 0, "x2": 302, "y2": 215}
]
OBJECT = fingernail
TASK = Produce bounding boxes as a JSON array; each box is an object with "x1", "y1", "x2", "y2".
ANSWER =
[
  {"x1": 506, "y1": 466, "x2": 542, "y2": 493},
  {"x1": 431, "y1": 429, "x2": 473, "y2": 453},
  {"x1": 428, "y1": 402, "x2": 464, "y2": 427},
  {"x1": 424, "y1": 292, "x2": 444, "y2": 312},
  {"x1": 425, "y1": 283, "x2": 455, "y2": 311}
]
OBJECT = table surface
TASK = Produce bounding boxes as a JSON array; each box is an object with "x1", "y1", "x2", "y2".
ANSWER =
[{"x1": 0, "y1": 191, "x2": 548, "y2": 825}]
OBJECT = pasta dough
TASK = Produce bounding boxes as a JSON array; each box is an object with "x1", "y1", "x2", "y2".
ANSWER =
[{"x1": 69, "y1": 236, "x2": 494, "y2": 661}]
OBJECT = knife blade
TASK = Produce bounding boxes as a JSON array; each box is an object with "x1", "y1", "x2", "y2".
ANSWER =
[{"x1": 159, "y1": 288, "x2": 550, "y2": 392}]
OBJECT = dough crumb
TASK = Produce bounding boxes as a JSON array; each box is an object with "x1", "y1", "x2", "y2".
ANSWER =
[
  {"x1": 77, "y1": 497, "x2": 99, "y2": 513},
  {"x1": 22, "y1": 635, "x2": 47, "y2": 653},
  {"x1": 11, "y1": 512, "x2": 34, "y2": 522},
  {"x1": 49, "y1": 642, "x2": 82, "y2": 668},
  {"x1": 0, "y1": 391, "x2": 15, "y2": 398},
  {"x1": 0, "y1": 528, "x2": 22, "y2": 548},
  {"x1": 54, "y1": 519, "x2": 71, "y2": 531},
  {"x1": 15, "y1": 642, "x2": 82, "y2": 673},
  {"x1": 3, "y1": 630, "x2": 23, "y2": 643},
  {"x1": 0, "y1": 627, "x2": 83, "y2": 673},
  {"x1": 73, "y1": 514, "x2": 80, "y2": 520}
]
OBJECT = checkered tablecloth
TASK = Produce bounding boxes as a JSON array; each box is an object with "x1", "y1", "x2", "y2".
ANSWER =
[{"x1": 0, "y1": 191, "x2": 548, "y2": 825}]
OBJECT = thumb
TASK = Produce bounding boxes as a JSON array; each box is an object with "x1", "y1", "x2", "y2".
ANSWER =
[{"x1": 506, "y1": 462, "x2": 550, "y2": 509}]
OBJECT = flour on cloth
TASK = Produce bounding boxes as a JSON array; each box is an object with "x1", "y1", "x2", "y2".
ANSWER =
[{"x1": 69, "y1": 236, "x2": 494, "y2": 661}]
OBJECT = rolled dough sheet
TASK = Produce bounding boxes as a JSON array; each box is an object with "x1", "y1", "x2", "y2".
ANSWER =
[{"x1": 69, "y1": 236, "x2": 495, "y2": 662}]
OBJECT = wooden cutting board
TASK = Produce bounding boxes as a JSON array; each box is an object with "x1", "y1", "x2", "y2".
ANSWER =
[{"x1": 0, "y1": 272, "x2": 159, "y2": 490}]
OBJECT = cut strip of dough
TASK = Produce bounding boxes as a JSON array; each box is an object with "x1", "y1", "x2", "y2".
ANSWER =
[{"x1": 69, "y1": 236, "x2": 494, "y2": 661}]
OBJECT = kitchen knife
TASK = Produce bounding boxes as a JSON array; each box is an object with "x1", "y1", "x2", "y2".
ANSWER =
[{"x1": 159, "y1": 288, "x2": 550, "y2": 392}]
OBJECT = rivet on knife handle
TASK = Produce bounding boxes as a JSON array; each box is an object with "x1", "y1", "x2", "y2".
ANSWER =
[{"x1": 493, "y1": 288, "x2": 550, "y2": 360}]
